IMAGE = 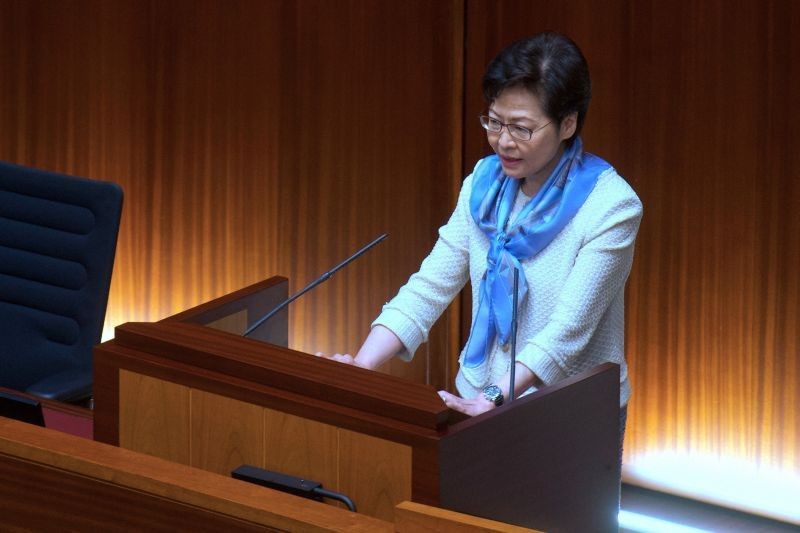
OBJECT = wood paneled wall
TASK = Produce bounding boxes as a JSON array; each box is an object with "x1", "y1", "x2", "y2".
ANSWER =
[
  {"x1": 0, "y1": 0, "x2": 464, "y2": 387},
  {"x1": 1, "y1": 0, "x2": 798, "y2": 492}
]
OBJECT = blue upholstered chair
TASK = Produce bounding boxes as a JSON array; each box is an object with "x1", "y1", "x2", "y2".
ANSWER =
[{"x1": 0, "y1": 161, "x2": 123, "y2": 402}]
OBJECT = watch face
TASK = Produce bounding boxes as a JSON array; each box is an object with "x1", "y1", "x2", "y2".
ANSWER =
[{"x1": 483, "y1": 385, "x2": 502, "y2": 404}]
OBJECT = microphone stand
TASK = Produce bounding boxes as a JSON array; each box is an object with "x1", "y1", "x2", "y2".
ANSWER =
[
  {"x1": 242, "y1": 234, "x2": 388, "y2": 338},
  {"x1": 508, "y1": 267, "x2": 519, "y2": 404}
]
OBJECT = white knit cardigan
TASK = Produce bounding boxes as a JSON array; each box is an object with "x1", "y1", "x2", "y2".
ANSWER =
[{"x1": 374, "y1": 158, "x2": 643, "y2": 406}]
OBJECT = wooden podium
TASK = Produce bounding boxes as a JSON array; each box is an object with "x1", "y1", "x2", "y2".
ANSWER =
[{"x1": 94, "y1": 277, "x2": 620, "y2": 532}]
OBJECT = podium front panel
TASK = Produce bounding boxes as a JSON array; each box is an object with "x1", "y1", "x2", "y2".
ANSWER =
[{"x1": 116, "y1": 369, "x2": 412, "y2": 521}]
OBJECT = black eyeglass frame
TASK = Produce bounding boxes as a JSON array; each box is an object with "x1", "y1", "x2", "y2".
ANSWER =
[{"x1": 479, "y1": 115, "x2": 551, "y2": 141}]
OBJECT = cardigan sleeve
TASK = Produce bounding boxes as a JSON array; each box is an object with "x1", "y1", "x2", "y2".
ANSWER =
[
  {"x1": 372, "y1": 174, "x2": 475, "y2": 360},
  {"x1": 516, "y1": 176, "x2": 643, "y2": 383}
]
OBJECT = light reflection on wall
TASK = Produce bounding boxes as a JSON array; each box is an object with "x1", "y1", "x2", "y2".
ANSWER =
[
  {"x1": 618, "y1": 510, "x2": 714, "y2": 533},
  {"x1": 624, "y1": 453, "x2": 800, "y2": 525}
]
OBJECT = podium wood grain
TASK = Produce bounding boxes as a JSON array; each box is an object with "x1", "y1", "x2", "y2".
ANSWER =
[
  {"x1": 118, "y1": 369, "x2": 412, "y2": 520},
  {"x1": 119, "y1": 370, "x2": 190, "y2": 465},
  {"x1": 191, "y1": 388, "x2": 265, "y2": 474},
  {"x1": 263, "y1": 409, "x2": 339, "y2": 496},
  {"x1": 0, "y1": 417, "x2": 393, "y2": 532},
  {"x1": 395, "y1": 501, "x2": 541, "y2": 533},
  {"x1": 339, "y1": 427, "x2": 413, "y2": 521}
]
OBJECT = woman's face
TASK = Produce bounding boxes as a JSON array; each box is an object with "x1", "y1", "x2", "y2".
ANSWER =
[{"x1": 486, "y1": 85, "x2": 576, "y2": 190}]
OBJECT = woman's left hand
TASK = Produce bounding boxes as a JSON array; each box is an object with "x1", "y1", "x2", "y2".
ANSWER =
[{"x1": 437, "y1": 390, "x2": 496, "y2": 417}]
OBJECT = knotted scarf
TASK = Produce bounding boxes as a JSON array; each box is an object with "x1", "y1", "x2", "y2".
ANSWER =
[{"x1": 463, "y1": 137, "x2": 610, "y2": 368}]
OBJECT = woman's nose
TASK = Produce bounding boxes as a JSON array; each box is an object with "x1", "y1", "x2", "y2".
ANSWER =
[{"x1": 498, "y1": 128, "x2": 516, "y2": 148}]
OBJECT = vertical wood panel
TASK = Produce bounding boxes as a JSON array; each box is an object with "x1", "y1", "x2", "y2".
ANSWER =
[
  {"x1": 339, "y1": 428, "x2": 412, "y2": 522},
  {"x1": 0, "y1": 0, "x2": 463, "y2": 390},
  {"x1": 116, "y1": 372, "x2": 412, "y2": 522},
  {"x1": 465, "y1": 0, "x2": 800, "y2": 480},
  {"x1": 262, "y1": 408, "x2": 339, "y2": 493},
  {"x1": 119, "y1": 370, "x2": 190, "y2": 465},
  {"x1": 191, "y1": 389, "x2": 264, "y2": 475}
]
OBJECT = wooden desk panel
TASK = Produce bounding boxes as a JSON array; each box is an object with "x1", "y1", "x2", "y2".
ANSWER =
[
  {"x1": 0, "y1": 417, "x2": 393, "y2": 532},
  {"x1": 119, "y1": 370, "x2": 190, "y2": 465},
  {"x1": 118, "y1": 369, "x2": 412, "y2": 520}
]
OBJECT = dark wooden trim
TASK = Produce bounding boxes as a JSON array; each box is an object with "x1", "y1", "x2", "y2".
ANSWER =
[
  {"x1": 113, "y1": 321, "x2": 449, "y2": 431},
  {"x1": 92, "y1": 347, "x2": 120, "y2": 445},
  {"x1": 95, "y1": 340, "x2": 442, "y2": 447},
  {"x1": 161, "y1": 277, "x2": 290, "y2": 347},
  {"x1": 0, "y1": 455, "x2": 274, "y2": 532},
  {"x1": 163, "y1": 276, "x2": 288, "y2": 324}
]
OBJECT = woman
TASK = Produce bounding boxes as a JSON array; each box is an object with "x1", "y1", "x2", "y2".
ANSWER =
[{"x1": 323, "y1": 32, "x2": 642, "y2": 434}]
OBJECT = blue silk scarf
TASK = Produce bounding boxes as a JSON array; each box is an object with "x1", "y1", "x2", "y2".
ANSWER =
[{"x1": 463, "y1": 137, "x2": 610, "y2": 368}]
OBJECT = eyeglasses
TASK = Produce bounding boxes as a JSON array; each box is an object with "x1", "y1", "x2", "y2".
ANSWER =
[{"x1": 479, "y1": 115, "x2": 551, "y2": 141}]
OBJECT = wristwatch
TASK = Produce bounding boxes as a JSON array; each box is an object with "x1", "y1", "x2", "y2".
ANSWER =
[{"x1": 482, "y1": 384, "x2": 504, "y2": 407}]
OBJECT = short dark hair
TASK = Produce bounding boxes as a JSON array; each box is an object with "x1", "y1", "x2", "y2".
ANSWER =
[{"x1": 482, "y1": 32, "x2": 591, "y2": 142}]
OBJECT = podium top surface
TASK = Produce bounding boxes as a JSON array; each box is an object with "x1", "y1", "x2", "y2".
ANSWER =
[{"x1": 111, "y1": 320, "x2": 450, "y2": 433}]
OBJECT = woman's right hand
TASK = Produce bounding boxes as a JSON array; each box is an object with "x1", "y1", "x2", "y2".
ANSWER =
[
  {"x1": 315, "y1": 352, "x2": 368, "y2": 368},
  {"x1": 315, "y1": 325, "x2": 404, "y2": 371}
]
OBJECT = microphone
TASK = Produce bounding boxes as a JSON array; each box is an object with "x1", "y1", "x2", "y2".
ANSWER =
[
  {"x1": 242, "y1": 233, "x2": 388, "y2": 338},
  {"x1": 508, "y1": 267, "x2": 519, "y2": 403}
]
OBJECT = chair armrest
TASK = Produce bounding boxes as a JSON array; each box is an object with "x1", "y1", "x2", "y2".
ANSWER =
[{"x1": 25, "y1": 368, "x2": 92, "y2": 403}]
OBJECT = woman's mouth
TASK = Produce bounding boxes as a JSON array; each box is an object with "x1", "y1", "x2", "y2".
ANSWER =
[{"x1": 500, "y1": 155, "x2": 522, "y2": 167}]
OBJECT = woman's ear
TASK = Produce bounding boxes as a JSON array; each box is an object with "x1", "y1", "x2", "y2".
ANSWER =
[{"x1": 559, "y1": 112, "x2": 578, "y2": 141}]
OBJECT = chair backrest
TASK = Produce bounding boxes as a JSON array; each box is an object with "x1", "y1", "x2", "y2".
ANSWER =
[{"x1": 0, "y1": 161, "x2": 123, "y2": 400}]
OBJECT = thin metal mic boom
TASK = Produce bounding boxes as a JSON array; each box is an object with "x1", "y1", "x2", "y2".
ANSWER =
[
  {"x1": 242, "y1": 233, "x2": 388, "y2": 338},
  {"x1": 509, "y1": 267, "x2": 519, "y2": 403}
]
